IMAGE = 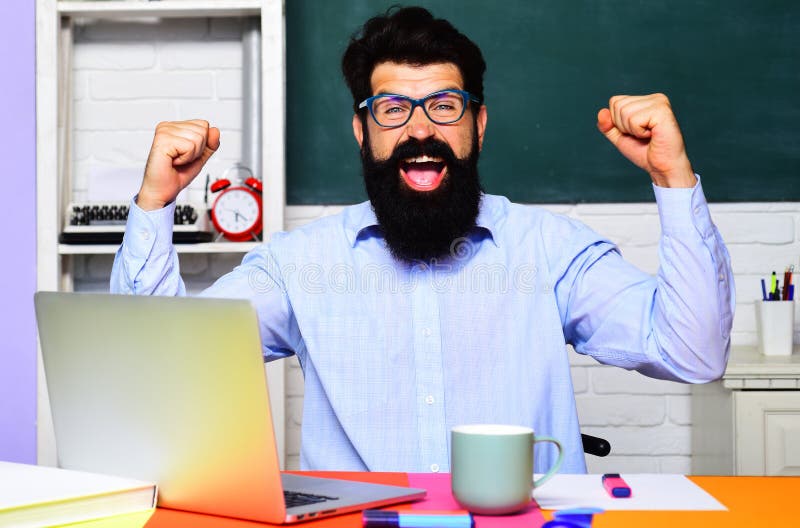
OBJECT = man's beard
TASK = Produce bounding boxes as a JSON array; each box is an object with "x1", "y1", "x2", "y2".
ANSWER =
[{"x1": 361, "y1": 125, "x2": 483, "y2": 263}]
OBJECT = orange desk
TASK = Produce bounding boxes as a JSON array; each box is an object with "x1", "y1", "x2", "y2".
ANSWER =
[{"x1": 144, "y1": 472, "x2": 799, "y2": 528}]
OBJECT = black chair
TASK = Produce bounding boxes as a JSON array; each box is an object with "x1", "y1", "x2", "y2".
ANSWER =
[{"x1": 581, "y1": 434, "x2": 611, "y2": 457}]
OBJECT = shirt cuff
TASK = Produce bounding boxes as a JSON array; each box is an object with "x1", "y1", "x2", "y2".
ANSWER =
[
  {"x1": 121, "y1": 195, "x2": 176, "y2": 258},
  {"x1": 653, "y1": 175, "x2": 714, "y2": 238}
]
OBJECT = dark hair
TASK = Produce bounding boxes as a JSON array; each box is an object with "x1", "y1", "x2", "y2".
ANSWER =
[{"x1": 341, "y1": 6, "x2": 486, "y2": 112}]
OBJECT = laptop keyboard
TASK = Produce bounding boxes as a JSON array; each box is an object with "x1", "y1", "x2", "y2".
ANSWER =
[{"x1": 284, "y1": 490, "x2": 339, "y2": 508}]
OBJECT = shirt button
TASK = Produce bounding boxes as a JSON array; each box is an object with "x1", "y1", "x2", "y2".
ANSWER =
[
  {"x1": 425, "y1": 395, "x2": 434, "y2": 405},
  {"x1": 141, "y1": 229, "x2": 150, "y2": 240},
  {"x1": 693, "y1": 207, "x2": 701, "y2": 216},
  {"x1": 430, "y1": 464, "x2": 440, "y2": 473},
  {"x1": 718, "y1": 273, "x2": 725, "y2": 281},
  {"x1": 423, "y1": 328, "x2": 432, "y2": 337}
]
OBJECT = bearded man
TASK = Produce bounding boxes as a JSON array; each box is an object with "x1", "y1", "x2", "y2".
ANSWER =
[{"x1": 112, "y1": 7, "x2": 734, "y2": 474}]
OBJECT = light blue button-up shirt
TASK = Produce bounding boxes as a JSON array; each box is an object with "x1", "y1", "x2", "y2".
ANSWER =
[{"x1": 111, "y1": 181, "x2": 734, "y2": 474}]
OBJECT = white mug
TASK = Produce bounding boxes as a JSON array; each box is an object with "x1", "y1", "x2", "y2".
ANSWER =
[{"x1": 450, "y1": 424, "x2": 563, "y2": 515}]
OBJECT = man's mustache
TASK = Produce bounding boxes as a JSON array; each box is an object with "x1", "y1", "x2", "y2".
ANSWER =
[{"x1": 364, "y1": 138, "x2": 459, "y2": 168}]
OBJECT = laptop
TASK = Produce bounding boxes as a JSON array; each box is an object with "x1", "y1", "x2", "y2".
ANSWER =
[{"x1": 34, "y1": 292, "x2": 426, "y2": 524}]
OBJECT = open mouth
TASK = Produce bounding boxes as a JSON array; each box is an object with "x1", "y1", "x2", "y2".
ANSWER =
[{"x1": 399, "y1": 155, "x2": 447, "y2": 191}]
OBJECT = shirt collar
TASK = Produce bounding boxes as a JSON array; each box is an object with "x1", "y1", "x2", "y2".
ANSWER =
[{"x1": 344, "y1": 194, "x2": 501, "y2": 248}]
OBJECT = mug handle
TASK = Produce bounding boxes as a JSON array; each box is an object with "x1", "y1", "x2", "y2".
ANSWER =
[{"x1": 531, "y1": 436, "x2": 563, "y2": 488}]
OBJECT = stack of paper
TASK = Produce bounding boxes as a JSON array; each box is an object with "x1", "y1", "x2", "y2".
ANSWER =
[{"x1": 0, "y1": 461, "x2": 156, "y2": 528}]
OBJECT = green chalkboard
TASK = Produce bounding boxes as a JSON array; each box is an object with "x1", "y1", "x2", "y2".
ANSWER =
[{"x1": 286, "y1": 1, "x2": 799, "y2": 204}]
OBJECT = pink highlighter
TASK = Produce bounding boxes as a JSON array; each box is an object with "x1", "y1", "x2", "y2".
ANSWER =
[{"x1": 602, "y1": 473, "x2": 632, "y2": 498}]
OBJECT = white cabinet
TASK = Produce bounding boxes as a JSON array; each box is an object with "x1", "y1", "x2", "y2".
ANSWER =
[
  {"x1": 35, "y1": 0, "x2": 286, "y2": 466},
  {"x1": 692, "y1": 346, "x2": 800, "y2": 475},
  {"x1": 735, "y1": 391, "x2": 800, "y2": 475}
]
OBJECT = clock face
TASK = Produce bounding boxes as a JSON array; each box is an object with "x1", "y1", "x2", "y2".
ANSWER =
[{"x1": 212, "y1": 188, "x2": 261, "y2": 236}]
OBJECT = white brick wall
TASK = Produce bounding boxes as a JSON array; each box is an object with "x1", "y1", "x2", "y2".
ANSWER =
[
  {"x1": 71, "y1": 18, "x2": 245, "y2": 206},
  {"x1": 68, "y1": 19, "x2": 800, "y2": 474}
]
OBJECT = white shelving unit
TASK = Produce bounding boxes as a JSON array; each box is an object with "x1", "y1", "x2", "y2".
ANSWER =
[
  {"x1": 57, "y1": 242, "x2": 261, "y2": 255},
  {"x1": 692, "y1": 346, "x2": 800, "y2": 475},
  {"x1": 35, "y1": 0, "x2": 286, "y2": 466}
]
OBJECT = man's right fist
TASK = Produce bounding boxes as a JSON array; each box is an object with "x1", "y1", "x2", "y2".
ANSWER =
[{"x1": 137, "y1": 119, "x2": 220, "y2": 211}]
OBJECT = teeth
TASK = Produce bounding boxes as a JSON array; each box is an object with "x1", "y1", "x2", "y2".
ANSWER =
[{"x1": 404, "y1": 155, "x2": 443, "y2": 164}]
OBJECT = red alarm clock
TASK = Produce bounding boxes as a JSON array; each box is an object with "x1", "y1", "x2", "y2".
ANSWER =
[{"x1": 209, "y1": 164, "x2": 263, "y2": 242}]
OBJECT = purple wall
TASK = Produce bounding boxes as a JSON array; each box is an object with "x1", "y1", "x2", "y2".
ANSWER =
[{"x1": 0, "y1": 0, "x2": 37, "y2": 463}]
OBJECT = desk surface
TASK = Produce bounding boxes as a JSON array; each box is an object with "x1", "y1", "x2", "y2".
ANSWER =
[{"x1": 144, "y1": 472, "x2": 799, "y2": 528}]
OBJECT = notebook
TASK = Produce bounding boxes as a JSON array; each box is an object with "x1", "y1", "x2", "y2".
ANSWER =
[
  {"x1": 0, "y1": 461, "x2": 156, "y2": 527},
  {"x1": 34, "y1": 292, "x2": 426, "y2": 524}
]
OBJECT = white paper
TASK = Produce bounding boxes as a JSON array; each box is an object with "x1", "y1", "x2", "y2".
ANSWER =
[{"x1": 532, "y1": 474, "x2": 726, "y2": 511}]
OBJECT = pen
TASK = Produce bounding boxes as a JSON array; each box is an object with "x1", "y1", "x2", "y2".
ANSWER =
[
  {"x1": 363, "y1": 510, "x2": 474, "y2": 528},
  {"x1": 601, "y1": 473, "x2": 632, "y2": 498},
  {"x1": 783, "y1": 270, "x2": 790, "y2": 300},
  {"x1": 761, "y1": 279, "x2": 767, "y2": 301},
  {"x1": 771, "y1": 271, "x2": 777, "y2": 297}
]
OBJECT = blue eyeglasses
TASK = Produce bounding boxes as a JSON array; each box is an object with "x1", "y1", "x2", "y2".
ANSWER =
[{"x1": 358, "y1": 89, "x2": 482, "y2": 128}]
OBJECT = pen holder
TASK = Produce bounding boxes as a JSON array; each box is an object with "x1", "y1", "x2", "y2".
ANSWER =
[{"x1": 755, "y1": 300, "x2": 795, "y2": 356}]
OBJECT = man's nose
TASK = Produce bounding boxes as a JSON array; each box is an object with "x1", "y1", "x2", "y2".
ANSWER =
[{"x1": 405, "y1": 106, "x2": 435, "y2": 140}]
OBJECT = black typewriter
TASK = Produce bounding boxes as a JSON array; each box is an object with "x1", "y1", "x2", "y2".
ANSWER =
[{"x1": 59, "y1": 202, "x2": 213, "y2": 244}]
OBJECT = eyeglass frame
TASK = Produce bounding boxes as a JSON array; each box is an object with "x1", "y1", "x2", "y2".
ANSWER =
[{"x1": 357, "y1": 89, "x2": 483, "y2": 128}]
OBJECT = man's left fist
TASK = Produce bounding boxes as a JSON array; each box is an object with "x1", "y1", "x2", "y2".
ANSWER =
[{"x1": 597, "y1": 93, "x2": 696, "y2": 188}]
